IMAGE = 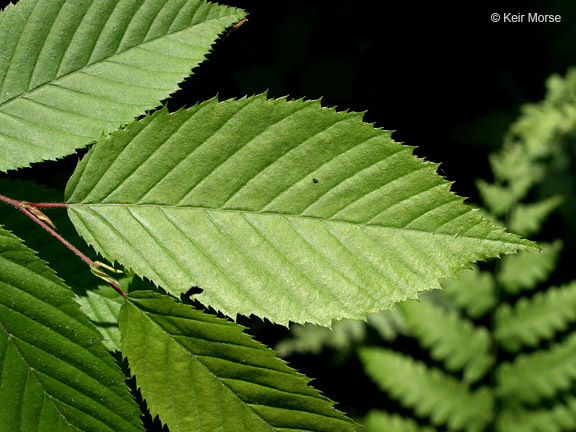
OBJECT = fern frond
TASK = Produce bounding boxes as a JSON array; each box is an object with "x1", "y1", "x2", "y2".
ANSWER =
[
  {"x1": 367, "y1": 309, "x2": 407, "y2": 340},
  {"x1": 276, "y1": 310, "x2": 404, "y2": 357},
  {"x1": 440, "y1": 266, "x2": 496, "y2": 318},
  {"x1": 276, "y1": 319, "x2": 366, "y2": 357},
  {"x1": 364, "y1": 411, "x2": 437, "y2": 432},
  {"x1": 497, "y1": 397, "x2": 576, "y2": 432},
  {"x1": 497, "y1": 333, "x2": 576, "y2": 405},
  {"x1": 496, "y1": 281, "x2": 576, "y2": 352},
  {"x1": 490, "y1": 68, "x2": 576, "y2": 201},
  {"x1": 497, "y1": 242, "x2": 561, "y2": 294},
  {"x1": 489, "y1": 144, "x2": 542, "y2": 201},
  {"x1": 400, "y1": 300, "x2": 493, "y2": 383},
  {"x1": 508, "y1": 196, "x2": 564, "y2": 237},
  {"x1": 276, "y1": 310, "x2": 404, "y2": 356},
  {"x1": 505, "y1": 71, "x2": 576, "y2": 161},
  {"x1": 476, "y1": 180, "x2": 516, "y2": 216},
  {"x1": 360, "y1": 348, "x2": 493, "y2": 432}
]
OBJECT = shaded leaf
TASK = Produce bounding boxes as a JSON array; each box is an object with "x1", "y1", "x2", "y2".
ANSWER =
[
  {"x1": 78, "y1": 282, "x2": 124, "y2": 351},
  {"x1": 0, "y1": 0, "x2": 246, "y2": 172},
  {"x1": 66, "y1": 95, "x2": 535, "y2": 326},
  {"x1": 119, "y1": 290, "x2": 356, "y2": 431},
  {"x1": 0, "y1": 226, "x2": 142, "y2": 431}
]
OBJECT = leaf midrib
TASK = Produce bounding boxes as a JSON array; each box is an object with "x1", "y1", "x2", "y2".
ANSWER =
[
  {"x1": 68, "y1": 202, "x2": 515, "y2": 244},
  {"x1": 0, "y1": 13, "x2": 237, "y2": 110}
]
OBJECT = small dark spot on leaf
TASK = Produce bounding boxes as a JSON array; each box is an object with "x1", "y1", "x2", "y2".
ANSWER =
[{"x1": 312, "y1": 178, "x2": 319, "y2": 184}]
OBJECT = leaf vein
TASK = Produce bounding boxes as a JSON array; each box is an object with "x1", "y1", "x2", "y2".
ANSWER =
[{"x1": 222, "y1": 115, "x2": 352, "y2": 209}]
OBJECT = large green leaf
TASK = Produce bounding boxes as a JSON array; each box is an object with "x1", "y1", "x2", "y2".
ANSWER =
[
  {"x1": 66, "y1": 95, "x2": 536, "y2": 326},
  {"x1": 119, "y1": 290, "x2": 355, "y2": 431},
  {"x1": 0, "y1": 0, "x2": 245, "y2": 172},
  {"x1": 0, "y1": 226, "x2": 142, "y2": 431}
]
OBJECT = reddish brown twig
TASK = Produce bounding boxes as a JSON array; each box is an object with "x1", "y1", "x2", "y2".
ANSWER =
[{"x1": 0, "y1": 193, "x2": 126, "y2": 298}]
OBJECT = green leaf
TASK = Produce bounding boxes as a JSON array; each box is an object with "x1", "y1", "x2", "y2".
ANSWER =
[
  {"x1": 496, "y1": 281, "x2": 576, "y2": 352},
  {"x1": 0, "y1": 0, "x2": 246, "y2": 172},
  {"x1": 497, "y1": 241, "x2": 561, "y2": 294},
  {"x1": 440, "y1": 266, "x2": 496, "y2": 319},
  {"x1": 0, "y1": 226, "x2": 142, "y2": 432},
  {"x1": 360, "y1": 348, "x2": 493, "y2": 432},
  {"x1": 497, "y1": 333, "x2": 576, "y2": 405},
  {"x1": 400, "y1": 300, "x2": 493, "y2": 383},
  {"x1": 0, "y1": 178, "x2": 123, "y2": 350},
  {"x1": 65, "y1": 95, "x2": 535, "y2": 326},
  {"x1": 364, "y1": 411, "x2": 437, "y2": 432},
  {"x1": 119, "y1": 290, "x2": 356, "y2": 432},
  {"x1": 78, "y1": 282, "x2": 124, "y2": 351}
]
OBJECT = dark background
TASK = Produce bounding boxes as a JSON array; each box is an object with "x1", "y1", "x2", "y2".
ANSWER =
[{"x1": 3, "y1": 0, "x2": 576, "y2": 426}]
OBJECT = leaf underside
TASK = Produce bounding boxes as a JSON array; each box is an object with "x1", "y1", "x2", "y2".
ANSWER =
[
  {"x1": 66, "y1": 95, "x2": 535, "y2": 326},
  {"x1": 0, "y1": 226, "x2": 142, "y2": 432},
  {"x1": 0, "y1": 0, "x2": 245, "y2": 172},
  {"x1": 119, "y1": 290, "x2": 355, "y2": 432}
]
